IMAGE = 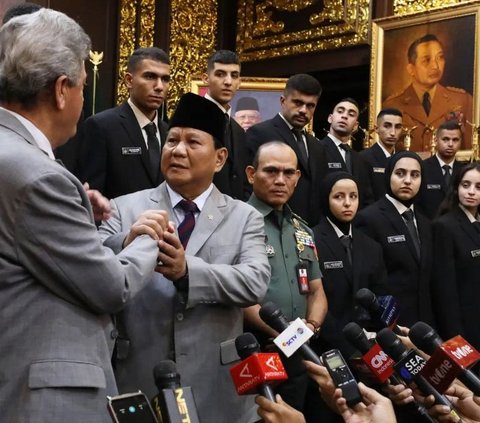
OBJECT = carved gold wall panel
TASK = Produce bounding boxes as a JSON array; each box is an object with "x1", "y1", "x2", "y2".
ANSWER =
[
  {"x1": 168, "y1": 0, "x2": 217, "y2": 113},
  {"x1": 394, "y1": 0, "x2": 469, "y2": 15},
  {"x1": 237, "y1": 0, "x2": 370, "y2": 62},
  {"x1": 117, "y1": 0, "x2": 156, "y2": 103}
]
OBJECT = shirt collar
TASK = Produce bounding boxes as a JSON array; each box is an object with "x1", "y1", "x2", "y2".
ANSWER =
[
  {"x1": 166, "y1": 183, "x2": 214, "y2": 212},
  {"x1": 0, "y1": 107, "x2": 55, "y2": 159},
  {"x1": 127, "y1": 98, "x2": 158, "y2": 129},
  {"x1": 328, "y1": 133, "x2": 346, "y2": 148},
  {"x1": 412, "y1": 83, "x2": 437, "y2": 104},
  {"x1": 247, "y1": 193, "x2": 291, "y2": 219},
  {"x1": 385, "y1": 193, "x2": 415, "y2": 215},
  {"x1": 376, "y1": 141, "x2": 394, "y2": 158},
  {"x1": 459, "y1": 204, "x2": 479, "y2": 223},
  {"x1": 326, "y1": 217, "x2": 352, "y2": 238},
  {"x1": 204, "y1": 93, "x2": 230, "y2": 115},
  {"x1": 435, "y1": 154, "x2": 454, "y2": 168}
]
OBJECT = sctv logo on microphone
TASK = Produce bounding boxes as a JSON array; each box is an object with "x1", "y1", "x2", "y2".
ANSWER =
[{"x1": 281, "y1": 328, "x2": 304, "y2": 347}]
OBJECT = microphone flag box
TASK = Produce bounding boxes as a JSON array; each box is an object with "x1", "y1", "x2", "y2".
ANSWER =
[
  {"x1": 230, "y1": 353, "x2": 287, "y2": 395},
  {"x1": 420, "y1": 335, "x2": 480, "y2": 393},
  {"x1": 273, "y1": 318, "x2": 314, "y2": 358},
  {"x1": 362, "y1": 343, "x2": 395, "y2": 383},
  {"x1": 393, "y1": 349, "x2": 426, "y2": 382}
]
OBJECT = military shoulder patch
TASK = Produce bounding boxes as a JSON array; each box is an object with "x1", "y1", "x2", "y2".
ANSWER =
[{"x1": 446, "y1": 86, "x2": 467, "y2": 94}]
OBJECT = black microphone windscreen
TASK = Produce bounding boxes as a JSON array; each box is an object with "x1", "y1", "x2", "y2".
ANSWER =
[
  {"x1": 259, "y1": 302, "x2": 289, "y2": 332},
  {"x1": 409, "y1": 322, "x2": 443, "y2": 355},
  {"x1": 355, "y1": 288, "x2": 381, "y2": 312},
  {"x1": 153, "y1": 360, "x2": 181, "y2": 390},
  {"x1": 343, "y1": 322, "x2": 372, "y2": 354},
  {"x1": 376, "y1": 328, "x2": 407, "y2": 361},
  {"x1": 235, "y1": 332, "x2": 261, "y2": 359}
]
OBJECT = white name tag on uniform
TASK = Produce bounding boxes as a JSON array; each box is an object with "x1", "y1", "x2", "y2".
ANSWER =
[
  {"x1": 427, "y1": 184, "x2": 441, "y2": 190},
  {"x1": 387, "y1": 235, "x2": 406, "y2": 243},
  {"x1": 122, "y1": 147, "x2": 142, "y2": 155},
  {"x1": 471, "y1": 249, "x2": 480, "y2": 258},
  {"x1": 324, "y1": 260, "x2": 343, "y2": 269},
  {"x1": 274, "y1": 318, "x2": 313, "y2": 358},
  {"x1": 373, "y1": 167, "x2": 385, "y2": 173},
  {"x1": 328, "y1": 162, "x2": 342, "y2": 169}
]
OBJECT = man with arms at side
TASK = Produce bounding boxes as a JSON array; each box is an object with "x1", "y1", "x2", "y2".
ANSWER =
[
  {"x1": 246, "y1": 74, "x2": 326, "y2": 226},
  {"x1": 244, "y1": 142, "x2": 327, "y2": 413},
  {"x1": 319, "y1": 98, "x2": 374, "y2": 209},
  {"x1": 77, "y1": 47, "x2": 170, "y2": 199},
  {"x1": 202, "y1": 49, "x2": 250, "y2": 200},
  {"x1": 360, "y1": 108, "x2": 403, "y2": 200},
  {"x1": 383, "y1": 34, "x2": 472, "y2": 152},
  {"x1": 417, "y1": 120, "x2": 464, "y2": 219},
  {"x1": 0, "y1": 10, "x2": 159, "y2": 422},
  {"x1": 99, "y1": 93, "x2": 270, "y2": 423}
]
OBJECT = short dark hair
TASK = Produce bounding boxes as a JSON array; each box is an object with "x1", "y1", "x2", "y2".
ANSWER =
[
  {"x1": 207, "y1": 50, "x2": 240, "y2": 72},
  {"x1": 407, "y1": 34, "x2": 443, "y2": 64},
  {"x1": 437, "y1": 120, "x2": 462, "y2": 134},
  {"x1": 333, "y1": 97, "x2": 359, "y2": 112},
  {"x1": 252, "y1": 141, "x2": 297, "y2": 169},
  {"x1": 284, "y1": 74, "x2": 322, "y2": 97},
  {"x1": 377, "y1": 108, "x2": 403, "y2": 120},
  {"x1": 2, "y1": 2, "x2": 42, "y2": 24},
  {"x1": 127, "y1": 47, "x2": 169, "y2": 72}
]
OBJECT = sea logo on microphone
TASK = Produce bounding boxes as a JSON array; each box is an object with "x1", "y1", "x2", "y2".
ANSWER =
[
  {"x1": 239, "y1": 363, "x2": 252, "y2": 378},
  {"x1": 397, "y1": 352, "x2": 426, "y2": 381}
]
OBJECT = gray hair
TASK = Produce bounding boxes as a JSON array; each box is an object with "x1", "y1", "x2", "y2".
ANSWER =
[{"x1": 0, "y1": 9, "x2": 91, "y2": 107}]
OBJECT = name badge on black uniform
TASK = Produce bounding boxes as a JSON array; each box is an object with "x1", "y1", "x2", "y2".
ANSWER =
[
  {"x1": 427, "y1": 184, "x2": 441, "y2": 190},
  {"x1": 328, "y1": 162, "x2": 342, "y2": 169},
  {"x1": 122, "y1": 147, "x2": 142, "y2": 155}
]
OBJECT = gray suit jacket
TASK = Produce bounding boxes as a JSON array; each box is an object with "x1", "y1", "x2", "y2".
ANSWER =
[
  {"x1": 0, "y1": 109, "x2": 158, "y2": 422},
  {"x1": 99, "y1": 183, "x2": 270, "y2": 423}
]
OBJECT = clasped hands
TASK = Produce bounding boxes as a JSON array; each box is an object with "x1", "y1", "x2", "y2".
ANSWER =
[{"x1": 123, "y1": 210, "x2": 186, "y2": 281}]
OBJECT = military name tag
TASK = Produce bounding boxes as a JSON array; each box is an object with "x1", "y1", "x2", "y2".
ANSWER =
[
  {"x1": 427, "y1": 184, "x2": 441, "y2": 190},
  {"x1": 328, "y1": 162, "x2": 342, "y2": 169},
  {"x1": 471, "y1": 249, "x2": 480, "y2": 258},
  {"x1": 122, "y1": 147, "x2": 142, "y2": 155},
  {"x1": 324, "y1": 261, "x2": 343, "y2": 269},
  {"x1": 387, "y1": 235, "x2": 406, "y2": 243},
  {"x1": 373, "y1": 167, "x2": 385, "y2": 173}
]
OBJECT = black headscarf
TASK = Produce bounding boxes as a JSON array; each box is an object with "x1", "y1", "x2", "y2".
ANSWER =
[
  {"x1": 319, "y1": 171, "x2": 358, "y2": 235},
  {"x1": 384, "y1": 151, "x2": 424, "y2": 207}
]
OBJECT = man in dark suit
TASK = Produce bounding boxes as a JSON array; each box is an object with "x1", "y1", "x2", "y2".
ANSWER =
[
  {"x1": 76, "y1": 47, "x2": 170, "y2": 199},
  {"x1": 360, "y1": 108, "x2": 403, "y2": 200},
  {"x1": 319, "y1": 98, "x2": 374, "y2": 209},
  {"x1": 246, "y1": 73, "x2": 325, "y2": 226},
  {"x1": 202, "y1": 50, "x2": 250, "y2": 200},
  {"x1": 417, "y1": 120, "x2": 464, "y2": 219}
]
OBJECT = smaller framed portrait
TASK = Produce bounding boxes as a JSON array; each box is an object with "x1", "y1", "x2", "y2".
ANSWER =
[
  {"x1": 369, "y1": 2, "x2": 480, "y2": 156},
  {"x1": 190, "y1": 77, "x2": 287, "y2": 130}
]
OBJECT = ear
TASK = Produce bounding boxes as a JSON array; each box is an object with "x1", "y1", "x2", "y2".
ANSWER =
[
  {"x1": 280, "y1": 95, "x2": 286, "y2": 106},
  {"x1": 125, "y1": 72, "x2": 133, "y2": 89},
  {"x1": 327, "y1": 114, "x2": 333, "y2": 124},
  {"x1": 406, "y1": 63, "x2": 415, "y2": 78},
  {"x1": 54, "y1": 75, "x2": 69, "y2": 111},
  {"x1": 201, "y1": 72, "x2": 209, "y2": 85},
  {"x1": 245, "y1": 165, "x2": 256, "y2": 184},
  {"x1": 293, "y1": 169, "x2": 301, "y2": 187},
  {"x1": 353, "y1": 121, "x2": 359, "y2": 132},
  {"x1": 214, "y1": 147, "x2": 228, "y2": 172}
]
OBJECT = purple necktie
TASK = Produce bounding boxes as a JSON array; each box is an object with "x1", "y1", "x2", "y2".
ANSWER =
[{"x1": 177, "y1": 199, "x2": 198, "y2": 248}]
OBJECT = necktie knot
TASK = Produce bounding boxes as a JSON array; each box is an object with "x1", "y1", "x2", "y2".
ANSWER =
[
  {"x1": 442, "y1": 164, "x2": 451, "y2": 174},
  {"x1": 178, "y1": 199, "x2": 198, "y2": 214},
  {"x1": 402, "y1": 209, "x2": 415, "y2": 221},
  {"x1": 339, "y1": 143, "x2": 351, "y2": 151},
  {"x1": 340, "y1": 234, "x2": 352, "y2": 248},
  {"x1": 422, "y1": 92, "x2": 431, "y2": 116},
  {"x1": 144, "y1": 122, "x2": 157, "y2": 137}
]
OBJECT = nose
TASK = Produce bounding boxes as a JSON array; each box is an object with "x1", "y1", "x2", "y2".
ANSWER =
[
  {"x1": 274, "y1": 172, "x2": 286, "y2": 185},
  {"x1": 224, "y1": 74, "x2": 232, "y2": 85},
  {"x1": 404, "y1": 173, "x2": 412, "y2": 184},
  {"x1": 468, "y1": 184, "x2": 476, "y2": 195},
  {"x1": 172, "y1": 140, "x2": 187, "y2": 156},
  {"x1": 299, "y1": 104, "x2": 308, "y2": 113},
  {"x1": 154, "y1": 77, "x2": 164, "y2": 91},
  {"x1": 344, "y1": 196, "x2": 351, "y2": 207}
]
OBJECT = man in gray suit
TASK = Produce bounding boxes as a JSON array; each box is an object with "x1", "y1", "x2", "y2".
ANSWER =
[
  {"x1": 0, "y1": 10, "x2": 159, "y2": 422},
  {"x1": 99, "y1": 93, "x2": 270, "y2": 422}
]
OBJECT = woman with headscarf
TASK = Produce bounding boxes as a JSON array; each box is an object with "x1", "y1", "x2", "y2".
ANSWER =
[
  {"x1": 432, "y1": 163, "x2": 480, "y2": 353},
  {"x1": 310, "y1": 172, "x2": 388, "y2": 357},
  {"x1": 355, "y1": 151, "x2": 434, "y2": 327}
]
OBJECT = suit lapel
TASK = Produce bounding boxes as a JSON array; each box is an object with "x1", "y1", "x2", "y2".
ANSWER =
[
  {"x1": 323, "y1": 136, "x2": 347, "y2": 172},
  {"x1": 455, "y1": 207, "x2": 479, "y2": 247},
  {"x1": 186, "y1": 187, "x2": 226, "y2": 256},
  {"x1": 119, "y1": 103, "x2": 158, "y2": 185},
  {"x1": 319, "y1": 220, "x2": 352, "y2": 283}
]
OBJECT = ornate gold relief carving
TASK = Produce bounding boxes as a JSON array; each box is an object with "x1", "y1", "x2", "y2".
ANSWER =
[
  {"x1": 237, "y1": 0, "x2": 370, "y2": 62},
  {"x1": 394, "y1": 0, "x2": 467, "y2": 15},
  {"x1": 168, "y1": 1, "x2": 217, "y2": 114},
  {"x1": 117, "y1": 0, "x2": 156, "y2": 103}
]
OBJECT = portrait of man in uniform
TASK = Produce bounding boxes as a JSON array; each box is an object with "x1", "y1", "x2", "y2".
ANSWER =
[{"x1": 372, "y1": 7, "x2": 477, "y2": 154}]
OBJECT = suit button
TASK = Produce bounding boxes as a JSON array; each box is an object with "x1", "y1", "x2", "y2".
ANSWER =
[
  {"x1": 233, "y1": 174, "x2": 237, "y2": 179},
  {"x1": 176, "y1": 313, "x2": 184, "y2": 321},
  {"x1": 110, "y1": 329, "x2": 119, "y2": 339}
]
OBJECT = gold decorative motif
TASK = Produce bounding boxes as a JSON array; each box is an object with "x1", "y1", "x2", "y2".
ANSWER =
[
  {"x1": 168, "y1": 1, "x2": 217, "y2": 115},
  {"x1": 394, "y1": 0, "x2": 466, "y2": 15},
  {"x1": 116, "y1": 0, "x2": 156, "y2": 104},
  {"x1": 237, "y1": 0, "x2": 370, "y2": 62},
  {"x1": 88, "y1": 51, "x2": 104, "y2": 115}
]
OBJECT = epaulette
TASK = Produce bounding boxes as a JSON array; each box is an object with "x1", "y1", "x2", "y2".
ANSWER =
[
  {"x1": 446, "y1": 86, "x2": 467, "y2": 93},
  {"x1": 291, "y1": 212, "x2": 309, "y2": 226},
  {"x1": 384, "y1": 90, "x2": 403, "y2": 102}
]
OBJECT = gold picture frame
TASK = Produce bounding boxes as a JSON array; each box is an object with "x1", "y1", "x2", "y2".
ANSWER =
[
  {"x1": 369, "y1": 1, "x2": 480, "y2": 158},
  {"x1": 190, "y1": 76, "x2": 287, "y2": 130}
]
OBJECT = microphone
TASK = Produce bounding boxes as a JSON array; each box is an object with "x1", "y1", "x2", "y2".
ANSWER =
[
  {"x1": 410, "y1": 322, "x2": 480, "y2": 395},
  {"x1": 258, "y1": 302, "x2": 322, "y2": 365},
  {"x1": 344, "y1": 323, "x2": 436, "y2": 423},
  {"x1": 230, "y1": 333, "x2": 288, "y2": 402},
  {"x1": 151, "y1": 360, "x2": 200, "y2": 423},
  {"x1": 343, "y1": 322, "x2": 395, "y2": 383},
  {"x1": 376, "y1": 328, "x2": 462, "y2": 421},
  {"x1": 355, "y1": 288, "x2": 402, "y2": 335}
]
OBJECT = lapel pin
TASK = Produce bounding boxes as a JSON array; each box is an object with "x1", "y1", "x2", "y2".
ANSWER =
[{"x1": 207, "y1": 214, "x2": 213, "y2": 220}]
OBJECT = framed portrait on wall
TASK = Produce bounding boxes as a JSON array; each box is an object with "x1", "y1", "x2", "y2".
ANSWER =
[
  {"x1": 369, "y1": 2, "x2": 480, "y2": 156},
  {"x1": 190, "y1": 77, "x2": 287, "y2": 131}
]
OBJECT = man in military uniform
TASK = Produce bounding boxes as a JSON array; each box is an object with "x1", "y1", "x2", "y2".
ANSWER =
[
  {"x1": 383, "y1": 34, "x2": 472, "y2": 152},
  {"x1": 243, "y1": 141, "x2": 327, "y2": 413}
]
